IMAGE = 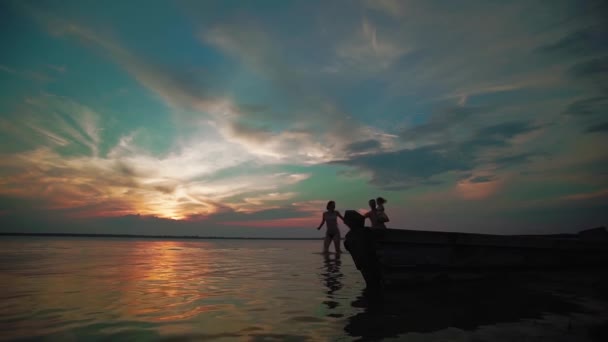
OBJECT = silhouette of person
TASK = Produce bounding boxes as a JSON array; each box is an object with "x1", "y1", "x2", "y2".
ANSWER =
[
  {"x1": 364, "y1": 199, "x2": 386, "y2": 229},
  {"x1": 376, "y1": 197, "x2": 389, "y2": 224},
  {"x1": 317, "y1": 201, "x2": 345, "y2": 253}
]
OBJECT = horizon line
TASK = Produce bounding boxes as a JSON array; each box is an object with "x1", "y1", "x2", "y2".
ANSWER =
[{"x1": 0, "y1": 232, "x2": 327, "y2": 240}]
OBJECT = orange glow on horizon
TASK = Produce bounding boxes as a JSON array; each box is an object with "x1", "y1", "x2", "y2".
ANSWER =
[
  {"x1": 219, "y1": 216, "x2": 318, "y2": 228},
  {"x1": 456, "y1": 178, "x2": 502, "y2": 200}
]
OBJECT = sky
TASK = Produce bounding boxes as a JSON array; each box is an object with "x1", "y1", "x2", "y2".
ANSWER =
[{"x1": 0, "y1": 0, "x2": 607, "y2": 237}]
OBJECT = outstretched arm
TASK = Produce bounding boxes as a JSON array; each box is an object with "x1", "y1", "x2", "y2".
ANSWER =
[
  {"x1": 317, "y1": 214, "x2": 325, "y2": 230},
  {"x1": 337, "y1": 211, "x2": 345, "y2": 222}
]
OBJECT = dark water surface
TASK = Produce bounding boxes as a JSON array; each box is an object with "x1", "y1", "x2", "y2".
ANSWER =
[{"x1": 1, "y1": 237, "x2": 607, "y2": 341}]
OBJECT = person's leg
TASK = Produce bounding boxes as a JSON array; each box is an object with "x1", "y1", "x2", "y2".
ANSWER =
[
  {"x1": 323, "y1": 235, "x2": 331, "y2": 253},
  {"x1": 333, "y1": 233, "x2": 342, "y2": 253}
]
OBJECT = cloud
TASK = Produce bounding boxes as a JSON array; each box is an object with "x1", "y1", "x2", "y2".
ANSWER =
[
  {"x1": 0, "y1": 144, "x2": 312, "y2": 220},
  {"x1": 345, "y1": 117, "x2": 542, "y2": 190},
  {"x1": 492, "y1": 153, "x2": 537, "y2": 167},
  {"x1": 33, "y1": 10, "x2": 399, "y2": 166},
  {"x1": 334, "y1": 17, "x2": 409, "y2": 72},
  {"x1": 363, "y1": 0, "x2": 407, "y2": 17},
  {"x1": 585, "y1": 122, "x2": 608, "y2": 133},
  {"x1": 345, "y1": 139, "x2": 382, "y2": 154},
  {"x1": 202, "y1": 22, "x2": 294, "y2": 85},
  {"x1": 201, "y1": 21, "x2": 401, "y2": 158},
  {"x1": 564, "y1": 96, "x2": 608, "y2": 116},
  {"x1": 32, "y1": 13, "x2": 215, "y2": 113},
  {"x1": 456, "y1": 177, "x2": 503, "y2": 200},
  {"x1": 0, "y1": 94, "x2": 312, "y2": 220},
  {"x1": 6, "y1": 0, "x2": 606, "y2": 234},
  {"x1": 469, "y1": 175, "x2": 498, "y2": 183},
  {"x1": 0, "y1": 64, "x2": 53, "y2": 83},
  {"x1": 540, "y1": 27, "x2": 608, "y2": 57},
  {"x1": 561, "y1": 188, "x2": 608, "y2": 201},
  {"x1": 212, "y1": 198, "x2": 338, "y2": 228},
  {"x1": 468, "y1": 121, "x2": 540, "y2": 149},
  {"x1": 399, "y1": 104, "x2": 491, "y2": 147},
  {"x1": 46, "y1": 64, "x2": 67, "y2": 73},
  {"x1": 568, "y1": 56, "x2": 608, "y2": 78},
  {"x1": 0, "y1": 94, "x2": 100, "y2": 155},
  {"x1": 332, "y1": 146, "x2": 472, "y2": 190}
]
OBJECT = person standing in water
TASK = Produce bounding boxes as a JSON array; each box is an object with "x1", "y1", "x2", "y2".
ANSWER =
[
  {"x1": 364, "y1": 198, "x2": 386, "y2": 229},
  {"x1": 317, "y1": 201, "x2": 345, "y2": 253}
]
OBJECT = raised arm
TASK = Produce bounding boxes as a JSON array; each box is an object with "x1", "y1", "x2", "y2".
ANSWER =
[{"x1": 317, "y1": 213, "x2": 326, "y2": 230}]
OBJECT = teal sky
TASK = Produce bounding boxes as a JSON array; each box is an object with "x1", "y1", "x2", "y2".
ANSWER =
[{"x1": 1, "y1": 0, "x2": 607, "y2": 237}]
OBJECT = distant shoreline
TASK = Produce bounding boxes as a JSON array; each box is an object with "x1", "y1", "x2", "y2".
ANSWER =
[{"x1": 0, "y1": 232, "x2": 323, "y2": 241}]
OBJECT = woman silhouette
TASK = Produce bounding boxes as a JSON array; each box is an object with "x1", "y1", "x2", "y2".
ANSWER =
[
  {"x1": 316, "y1": 201, "x2": 345, "y2": 253},
  {"x1": 364, "y1": 199, "x2": 386, "y2": 229}
]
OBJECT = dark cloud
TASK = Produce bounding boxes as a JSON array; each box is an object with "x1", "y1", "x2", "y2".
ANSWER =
[
  {"x1": 441, "y1": 105, "x2": 488, "y2": 122},
  {"x1": 467, "y1": 121, "x2": 539, "y2": 148},
  {"x1": 540, "y1": 27, "x2": 608, "y2": 57},
  {"x1": 238, "y1": 103, "x2": 270, "y2": 113},
  {"x1": 345, "y1": 139, "x2": 381, "y2": 154},
  {"x1": 153, "y1": 184, "x2": 177, "y2": 194},
  {"x1": 564, "y1": 96, "x2": 608, "y2": 116},
  {"x1": 114, "y1": 161, "x2": 140, "y2": 178},
  {"x1": 585, "y1": 122, "x2": 608, "y2": 133},
  {"x1": 493, "y1": 153, "x2": 536, "y2": 167},
  {"x1": 477, "y1": 121, "x2": 536, "y2": 138},
  {"x1": 228, "y1": 121, "x2": 273, "y2": 143},
  {"x1": 400, "y1": 105, "x2": 490, "y2": 142},
  {"x1": 469, "y1": 175, "x2": 497, "y2": 183},
  {"x1": 454, "y1": 122, "x2": 540, "y2": 168},
  {"x1": 332, "y1": 146, "x2": 472, "y2": 190},
  {"x1": 341, "y1": 120, "x2": 540, "y2": 190},
  {"x1": 0, "y1": 195, "x2": 319, "y2": 237},
  {"x1": 568, "y1": 56, "x2": 608, "y2": 78}
]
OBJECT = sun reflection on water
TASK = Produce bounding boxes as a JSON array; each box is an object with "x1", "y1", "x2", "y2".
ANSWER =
[
  {"x1": 117, "y1": 240, "x2": 215, "y2": 321},
  {"x1": 0, "y1": 239, "x2": 365, "y2": 340}
]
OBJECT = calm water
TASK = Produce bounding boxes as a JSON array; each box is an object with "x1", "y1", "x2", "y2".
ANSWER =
[{"x1": 1, "y1": 237, "x2": 607, "y2": 341}]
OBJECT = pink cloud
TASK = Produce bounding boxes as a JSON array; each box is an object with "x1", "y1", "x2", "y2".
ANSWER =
[
  {"x1": 456, "y1": 178, "x2": 503, "y2": 200},
  {"x1": 219, "y1": 216, "x2": 318, "y2": 228}
]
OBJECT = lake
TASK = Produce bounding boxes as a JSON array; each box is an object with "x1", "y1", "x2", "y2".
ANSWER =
[{"x1": 1, "y1": 237, "x2": 607, "y2": 341}]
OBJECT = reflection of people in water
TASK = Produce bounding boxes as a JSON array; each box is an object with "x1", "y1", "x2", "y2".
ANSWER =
[
  {"x1": 322, "y1": 253, "x2": 343, "y2": 311},
  {"x1": 317, "y1": 200, "x2": 345, "y2": 253},
  {"x1": 364, "y1": 199, "x2": 386, "y2": 229}
]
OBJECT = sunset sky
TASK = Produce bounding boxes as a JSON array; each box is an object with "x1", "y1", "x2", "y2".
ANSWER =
[{"x1": 1, "y1": 0, "x2": 607, "y2": 237}]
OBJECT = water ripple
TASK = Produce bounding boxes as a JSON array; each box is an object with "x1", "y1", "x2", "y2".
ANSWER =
[{"x1": 0, "y1": 238, "x2": 362, "y2": 341}]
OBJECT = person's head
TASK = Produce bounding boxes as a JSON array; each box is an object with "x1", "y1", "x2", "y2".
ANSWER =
[
  {"x1": 376, "y1": 197, "x2": 386, "y2": 205},
  {"x1": 326, "y1": 201, "x2": 336, "y2": 211},
  {"x1": 368, "y1": 199, "x2": 376, "y2": 209}
]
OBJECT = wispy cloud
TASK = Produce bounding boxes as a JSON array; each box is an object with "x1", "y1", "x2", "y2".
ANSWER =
[
  {"x1": 1, "y1": 94, "x2": 100, "y2": 155},
  {"x1": 333, "y1": 17, "x2": 409, "y2": 72},
  {"x1": 34, "y1": 11, "x2": 398, "y2": 166},
  {"x1": 46, "y1": 64, "x2": 66, "y2": 73},
  {"x1": 0, "y1": 95, "x2": 311, "y2": 220},
  {"x1": 363, "y1": 0, "x2": 407, "y2": 17},
  {"x1": 202, "y1": 20, "x2": 401, "y2": 161},
  {"x1": 0, "y1": 64, "x2": 52, "y2": 83}
]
